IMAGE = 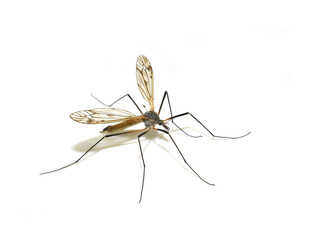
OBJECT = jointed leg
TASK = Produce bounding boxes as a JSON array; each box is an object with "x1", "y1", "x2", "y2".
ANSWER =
[
  {"x1": 165, "y1": 112, "x2": 251, "y2": 139},
  {"x1": 158, "y1": 91, "x2": 202, "y2": 138},
  {"x1": 155, "y1": 128, "x2": 214, "y2": 185},
  {"x1": 91, "y1": 93, "x2": 143, "y2": 114},
  {"x1": 137, "y1": 128, "x2": 151, "y2": 203},
  {"x1": 40, "y1": 129, "x2": 146, "y2": 175}
]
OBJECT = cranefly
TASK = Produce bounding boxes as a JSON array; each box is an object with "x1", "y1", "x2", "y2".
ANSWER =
[{"x1": 41, "y1": 55, "x2": 250, "y2": 203}]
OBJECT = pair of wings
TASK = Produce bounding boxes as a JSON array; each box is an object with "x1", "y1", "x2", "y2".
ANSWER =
[{"x1": 70, "y1": 55, "x2": 154, "y2": 124}]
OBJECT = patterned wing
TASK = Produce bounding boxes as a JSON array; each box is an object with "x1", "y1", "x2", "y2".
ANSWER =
[
  {"x1": 70, "y1": 108, "x2": 136, "y2": 124},
  {"x1": 136, "y1": 55, "x2": 154, "y2": 110}
]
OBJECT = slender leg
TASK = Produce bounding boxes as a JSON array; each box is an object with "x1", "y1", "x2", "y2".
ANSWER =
[
  {"x1": 165, "y1": 112, "x2": 251, "y2": 139},
  {"x1": 137, "y1": 129, "x2": 151, "y2": 203},
  {"x1": 155, "y1": 128, "x2": 215, "y2": 186},
  {"x1": 158, "y1": 91, "x2": 202, "y2": 138},
  {"x1": 40, "y1": 129, "x2": 146, "y2": 175},
  {"x1": 91, "y1": 93, "x2": 143, "y2": 114}
]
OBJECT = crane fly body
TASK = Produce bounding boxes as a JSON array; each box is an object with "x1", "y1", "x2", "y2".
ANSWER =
[{"x1": 41, "y1": 55, "x2": 250, "y2": 203}]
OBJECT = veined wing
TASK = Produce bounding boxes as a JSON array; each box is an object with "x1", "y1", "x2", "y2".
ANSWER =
[
  {"x1": 136, "y1": 55, "x2": 154, "y2": 110},
  {"x1": 70, "y1": 108, "x2": 136, "y2": 124}
]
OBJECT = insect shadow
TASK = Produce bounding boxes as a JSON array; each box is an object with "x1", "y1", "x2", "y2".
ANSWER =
[{"x1": 70, "y1": 128, "x2": 186, "y2": 171}]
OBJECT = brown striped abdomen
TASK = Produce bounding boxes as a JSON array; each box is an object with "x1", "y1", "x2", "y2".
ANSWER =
[{"x1": 105, "y1": 116, "x2": 145, "y2": 132}]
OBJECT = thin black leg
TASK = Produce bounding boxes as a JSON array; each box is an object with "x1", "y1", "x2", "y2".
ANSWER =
[
  {"x1": 40, "y1": 130, "x2": 144, "y2": 175},
  {"x1": 165, "y1": 112, "x2": 251, "y2": 139},
  {"x1": 158, "y1": 91, "x2": 202, "y2": 138},
  {"x1": 137, "y1": 129, "x2": 150, "y2": 203},
  {"x1": 91, "y1": 93, "x2": 143, "y2": 114},
  {"x1": 155, "y1": 128, "x2": 215, "y2": 186},
  {"x1": 157, "y1": 91, "x2": 169, "y2": 115}
]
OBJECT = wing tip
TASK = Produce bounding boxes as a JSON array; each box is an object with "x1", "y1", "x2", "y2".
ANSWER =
[
  {"x1": 137, "y1": 54, "x2": 146, "y2": 59},
  {"x1": 70, "y1": 112, "x2": 81, "y2": 122},
  {"x1": 137, "y1": 54, "x2": 150, "y2": 65}
]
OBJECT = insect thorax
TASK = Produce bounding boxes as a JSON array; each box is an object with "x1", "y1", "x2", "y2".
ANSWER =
[{"x1": 143, "y1": 111, "x2": 163, "y2": 127}]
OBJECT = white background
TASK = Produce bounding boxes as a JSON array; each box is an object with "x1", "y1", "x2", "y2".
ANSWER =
[{"x1": 1, "y1": 0, "x2": 318, "y2": 239}]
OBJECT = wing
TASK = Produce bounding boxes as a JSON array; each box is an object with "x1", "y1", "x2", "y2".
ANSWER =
[
  {"x1": 70, "y1": 108, "x2": 136, "y2": 124},
  {"x1": 136, "y1": 55, "x2": 154, "y2": 110}
]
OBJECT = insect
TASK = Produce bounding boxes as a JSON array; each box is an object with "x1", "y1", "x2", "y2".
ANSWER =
[{"x1": 41, "y1": 55, "x2": 250, "y2": 203}]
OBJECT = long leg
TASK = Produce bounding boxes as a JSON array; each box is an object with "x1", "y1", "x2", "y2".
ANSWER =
[
  {"x1": 165, "y1": 112, "x2": 251, "y2": 139},
  {"x1": 158, "y1": 91, "x2": 201, "y2": 138},
  {"x1": 40, "y1": 129, "x2": 146, "y2": 175},
  {"x1": 91, "y1": 93, "x2": 143, "y2": 114},
  {"x1": 137, "y1": 128, "x2": 151, "y2": 203},
  {"x1": 155, "y1": 128, "x2": 215, "y2": 186}
]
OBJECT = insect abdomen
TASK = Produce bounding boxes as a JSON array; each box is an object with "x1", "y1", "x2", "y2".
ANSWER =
[{"x1": 105, "y1": 117, "x2": 144, "y2": 132}]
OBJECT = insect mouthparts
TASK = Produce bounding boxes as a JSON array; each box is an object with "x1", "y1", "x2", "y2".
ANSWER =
[{"x1": 163, "y1": 124, "x2": 170, "y2": 131}]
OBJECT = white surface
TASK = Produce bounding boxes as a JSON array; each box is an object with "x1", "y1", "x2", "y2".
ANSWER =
[{"x1": 1, "y1": 0, "x2": 318, "y2": 239}]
